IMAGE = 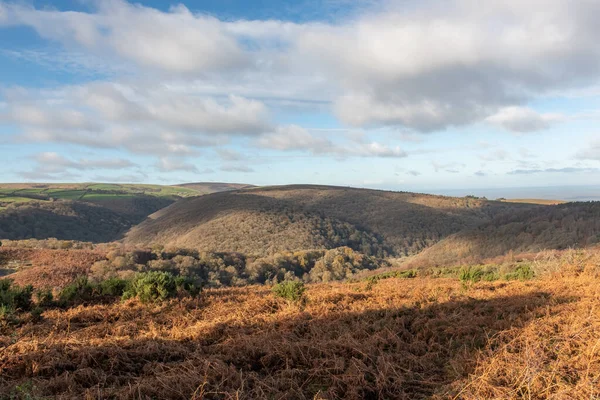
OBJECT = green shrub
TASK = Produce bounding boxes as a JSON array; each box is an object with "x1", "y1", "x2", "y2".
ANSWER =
[
  {"x1": 272, "y1": 280, "x2": 306, "y2": 303},
  {"x1": 458, "y1": 266, "x2": 498, "y2": 286},
  {"x1": 58, "y1": 276, "x2": 97, "y2": 305},
  {"x1": 34, "y1": 289, "x2": 54, "y2": 307},
  {"x1": 122, "y1": 271, "x2": 200, "y2": 303},
  {"x1": 99, "y1": 277, "x2": 129, "y2": 297},
  {"x1": 504, "y1": 264, "x2": 535, "y2": 281},
  {"x1": 0, "y1": 279, "x2": 33, "y2": 312}
]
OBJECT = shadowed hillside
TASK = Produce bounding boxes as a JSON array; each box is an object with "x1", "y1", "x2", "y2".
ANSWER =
[
  {"x1": 408, "y1": 201, "x2": 600, "y2": 267},
  {"x1": 0, "y1": 182, "x2": 251, "y2": 243},
  {"x1": 0, "y1": 201, "x2": 146, "y2": 242},
  {"x1": 124, "y1": 185, "x2": 537, "y2": 257}
]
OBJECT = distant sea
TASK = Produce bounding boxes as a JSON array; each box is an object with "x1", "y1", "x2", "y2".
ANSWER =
[{"x1": 428, "y1": 185, "x2": 600, "y2": 202}]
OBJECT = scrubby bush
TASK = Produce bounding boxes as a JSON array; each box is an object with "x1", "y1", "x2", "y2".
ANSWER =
[
  {"x1": 99, "y1": 277, "x2": 129, "y2": 296},
  {"x1": 122, "y1": 271, "x2": 200, "y2": 304},
  {"x1": 504, "y1": 264, "x2": 535, "y2": 281},
  {"x1": 34, "y1": 289, "x2": 54, "y2": 307},
  {"x1": 0, "y1": 279, "x2": 33, "y2": 312},
  {"x1": 272, "y1": 280, "x2": 306, "y2": 304},
  {"x1": 459, "y1": 266, "x2": 498, "y2": 286},
  {"x1": 58, "y1": 276, "x2": 97, "y2": 304}
]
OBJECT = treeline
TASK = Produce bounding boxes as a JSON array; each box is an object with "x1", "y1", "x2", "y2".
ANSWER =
[{"x1": 89, "y1": 246, "x2": 387, "y2": 288}]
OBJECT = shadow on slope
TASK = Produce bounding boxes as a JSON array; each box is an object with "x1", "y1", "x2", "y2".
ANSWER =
[
  {"x1": 0, "y1": 290, "x2": 564, "y2": 399},
  {"x1": 0, "y1": 196, "x2": 174, "y2": 243},
  {"x1": 409, "y1": 201, "x2": 600, "y2": 268}
]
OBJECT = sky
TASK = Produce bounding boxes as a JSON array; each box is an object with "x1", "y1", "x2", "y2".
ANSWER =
[{"x1": 1, "y1": 0, "x2": 600, "y2": 196}]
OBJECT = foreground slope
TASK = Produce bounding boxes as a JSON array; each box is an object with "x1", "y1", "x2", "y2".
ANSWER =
[
  {"x1": 1, "y1": 251, "x2": 599, "y2": 399},
  {"x1": 408, "y1": 201, "x2": 600, "y2": 267},
  {"x1": 124, "y1": 185, "x2": 536, "y2": 256}
]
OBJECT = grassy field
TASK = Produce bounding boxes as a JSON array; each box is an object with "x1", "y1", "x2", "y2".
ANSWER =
[
  {"x1": 0, "y1": 247, "x2": 599, "y2": 399},
  {"x1": 0, "y1": 183, "x2": 201, "y2": 211}
]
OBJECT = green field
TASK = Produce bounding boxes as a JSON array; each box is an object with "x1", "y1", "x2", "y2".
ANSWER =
[
  {"x1": 0, "y1": 196, "x2": 37, "y2": 203},
  {"x1": 0, "y1": 183, "x2": 200, "y2": 212},
  {"x1": 81, "y1": 193, "x2": 137, "y2": 201}
]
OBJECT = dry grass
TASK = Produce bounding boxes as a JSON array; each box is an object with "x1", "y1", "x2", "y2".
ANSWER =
[
  {"x1": 1, "y1": 263, "x2": 600, "y2": 399},
  {"x1": 0, "y1": 248, "x2": 104, "y2": 288}
]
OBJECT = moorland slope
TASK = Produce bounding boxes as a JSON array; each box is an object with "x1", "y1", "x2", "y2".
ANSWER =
[
  {"x1": 124, "y1": 185, "x2": 537, "y2": 257},
  {"x1": 407, "y1": 201, "x2": 600, "y2": 267}
]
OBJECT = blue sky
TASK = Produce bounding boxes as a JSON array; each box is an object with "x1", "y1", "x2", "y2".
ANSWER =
[{"x1": 1, "y1": 0, "x2": 600, "y2": 196}]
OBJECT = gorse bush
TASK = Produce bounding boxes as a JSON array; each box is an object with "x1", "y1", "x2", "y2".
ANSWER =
[
  {"x1": 122, "y1": 271, "x2": 200, "y2": 304},
  {"x1": 34, "y1": 289, "x2": 54, "y2": 307},
  {"x1": 458, "y1": 266, "x2": 498, "y2": 287},
  {"x1": 58, "y1": 276, "x2": 97, "y2": 305},
  {"x1": 0, "y1": 279, "x2": 33, "y2": 312},
  {"x1": 272, "y1": 280, "x2": 306, "y2": 303},
  {"x1": 99, "y1": 277, "x2": 129, "y2": 297},
  {"x1": 504, "y1": 264, "x2": 535, "y2": 281}
]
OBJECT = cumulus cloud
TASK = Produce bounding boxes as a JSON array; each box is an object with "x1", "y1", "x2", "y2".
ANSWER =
[
  {"x1": 258, "y1": 125, "x2": 333, "y2": 152},
  {"x1": 5, "y1": 83, "x2": 268, "y2": 155},
  {"x1": 2, "y1": 0, "x2": 600, "y2": 134},
  {"x1": 18, "y1": 152, "x2": 137, "y2": 181},
  {"x1": 216, "y1": 148, "x2": 246, "y2": 161},
  {"x1": 486, "y1": 107, "x2": 563, "y2": 133},
  {"x1": 33, "y1": 152, "x2": 136, "y2": 172},
  {"x1": 0, "y1": 1, "x2": 248, "y2": 74},
  {"x1": 257, "y1": 125, "x2": 407, "y2": 158},
  {"x1": 155, "y1": 157, "x2": 199, "y2": 173}
]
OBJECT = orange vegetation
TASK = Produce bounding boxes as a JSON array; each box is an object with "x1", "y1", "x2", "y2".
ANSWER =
[
  {"x1": 1, "y1": 247, "x2": 104, "y2": 288},
  {"x1": 1, "y1": 262, "x2": 600, "y2": 399}
]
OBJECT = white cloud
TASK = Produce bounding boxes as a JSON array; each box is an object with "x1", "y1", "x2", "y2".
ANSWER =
[
  {"x1": 33, "y1": 152, "x2": 136, "y2": 172},
  {"x1": 155, "y1": 157, "x2": 199, "y2": 173},
  {"x1": 217, "y1": 148, "x2": 246, "y2": 161},
  {"x1": 0, "y1": 1, "x2": 248, "y2": 74},
  {"x1": 258, "y1": 125, "x2": 332, "y2": 152},
  {"x1": 485, "y1": 107, "x2": 563, "y2": 132},
  {"x1": 5, "y1": 83, "x2": 269, "y2": 155},
  {"x1": 257, "y1": 125, "x2": 407, "y2": 158},
  {"x1": 2, "y1": 0, "x2": 600, "y2": 134}
]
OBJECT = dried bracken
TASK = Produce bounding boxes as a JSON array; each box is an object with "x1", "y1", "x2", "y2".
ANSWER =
[{"x1": 1, "y1": 258, "x2": 599, "y2": 399}]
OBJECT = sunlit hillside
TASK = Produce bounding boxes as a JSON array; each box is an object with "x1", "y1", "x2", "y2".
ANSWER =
[{"x1": 124, "y1": 185, "x2": 537, "y2": 257}]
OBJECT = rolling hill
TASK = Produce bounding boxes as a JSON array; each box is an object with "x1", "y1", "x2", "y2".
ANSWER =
[
  {"x1": 407, "y1": 201, "x2": 600, "y2": 267},
  {"x1": 124, "y1": 185, "x2": 538, "y2": 257},
  {"x1": 0, "y1": 182, "x2": 247, "y2": 242}
]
